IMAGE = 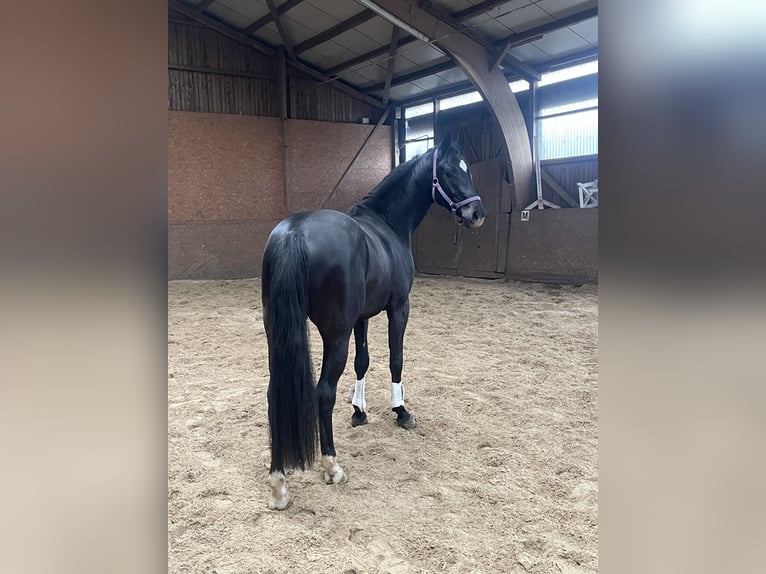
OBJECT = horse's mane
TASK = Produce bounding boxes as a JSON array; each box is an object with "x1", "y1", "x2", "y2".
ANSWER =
[
  {"x1": 354, "y1": 150, "x2": 430, "y2": 216},
  {"x1": 356, "y1": 144, "x2": 460, "y2": 216}
]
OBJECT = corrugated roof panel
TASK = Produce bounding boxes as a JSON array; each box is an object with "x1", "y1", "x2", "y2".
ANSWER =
[
  {"x1": 285, "y1": 2, "x2": 340, "y2": 32},
  {"x1": 473, "y1": 18, "x2": 513, "y2": 41},
  {"x1": 216, "y1": 0, "x2": 268, "y2": 21},
  {"x1": 280, "y1": 14, "x2": 324, "y2": 44},
  {"x1": 569, "y1": 17, "x2": 598, "y2": 45},
  {"x1": 434, "y1": 67, "x2": 468, "y2": 84},
  {"x1": 344, "y1": 62, "x2": 387, "y2": 83},
  {"x1": 254, "y1": 22, "x2": 282, "y2": 46},
  {"x1": 331, "y1": 29, "x2": 384, "y2": 56},
  {"x1": 336, "y1": 69, "x2": 375, "y2": 87},
  {"x1": 298, "y1": 50, "x2": 335, "y2": 70},
  {"x1": 304, "y1": 0, "x2": 366, "y2": 21},
  {"x1": 391, "y1": 55, "x2": 417, "y2": 75},
  {"x1": 206, "y1": 2, "x2": 255, "y2": 29},
  {"x1": 530, "y1": 27, "x2": 590, "y2": 57},
  {"x1": 436, "y1": 0, "x2": 475, "y2": 11},
  {"x1": 388, "y1": 82, "x2": 426, "y2": 100},
  {"x1": 353, "y1": 18, "x2": 393, "y2": 45},
  {"x1": 536, "y1": 0, "x2": 596, "y2": 19},
  {"x1": 479, "y1": 1, "x2": 534, "y2": 22},
  {"x1": 397, "y1": 42, "x2": 444, "y2": 65},
  {"x1": 306, "y1": 39, "x2": 357, "y2": 61},
  {"x1": 410, "y1": 74, "x2": 454, "y2": 92},
  {"x1": 495, "y1": 2, "x2": 553, "y2": 32},
  {"x1": 509, "y1": 41, "x2": 553, "y2": 64}
]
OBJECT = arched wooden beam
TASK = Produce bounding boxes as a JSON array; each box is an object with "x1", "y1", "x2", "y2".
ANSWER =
[{"x1": 365, "y1": 0, "x2": 533, "y2": 210}]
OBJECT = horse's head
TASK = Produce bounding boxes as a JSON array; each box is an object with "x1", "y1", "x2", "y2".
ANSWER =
[{"x1": 432, "y1": 134, "x2": 486, "y2": 228}]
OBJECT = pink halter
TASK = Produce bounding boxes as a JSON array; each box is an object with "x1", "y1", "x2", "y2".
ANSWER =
[{"x1": 431, "y1": 148, "x2": 482, "y2": 216}]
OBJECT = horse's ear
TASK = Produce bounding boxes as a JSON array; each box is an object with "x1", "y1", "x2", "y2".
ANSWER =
[
  {"x1": 456, "y1": 130, "x2": 466, "y2": 151},
  {"x1": 437, "y1": 132, "x2": 452, "y2": 153}
]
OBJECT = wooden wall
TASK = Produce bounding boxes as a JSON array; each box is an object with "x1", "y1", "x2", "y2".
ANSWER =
[
  {"x1": 506, "y1": 207, "x2": 598, "y2": 284},
  {"x1": 167, "y1": 9, "x2": 382, "y2": 124},
  {"x1": 168, "y1": 111, "x2": 391, "y2": 279}
]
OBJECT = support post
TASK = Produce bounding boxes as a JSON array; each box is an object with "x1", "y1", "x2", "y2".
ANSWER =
[{"x1": 278, "y1": 48, "x2": 292, "y2": 215}]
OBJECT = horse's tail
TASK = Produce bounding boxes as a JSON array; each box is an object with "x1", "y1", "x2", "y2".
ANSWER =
[{"x1": 263, "y1": 233, "x2": 317, "y2": 470}]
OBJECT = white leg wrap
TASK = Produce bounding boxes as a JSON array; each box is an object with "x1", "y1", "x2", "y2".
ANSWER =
[
  {"x1": 351, "y1": 378, "x2": 367, "y2": 412},
  {"x1": 390, "y1": 381, "x2": 405, "y2": 408},
  {"x1": 320, "y1": 455, "x2": 347, "y2": 485}
]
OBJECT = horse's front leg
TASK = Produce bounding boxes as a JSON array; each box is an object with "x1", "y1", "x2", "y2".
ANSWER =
[
  {"x1": 387, "y1": 301, "x2": 416, "y2": 429},
  {"x1": 349, "y1": 318, "x2": 370, "y2": 427},
  {"x1": 316, "y1": 336, "x2": 350, "y2": 485}
]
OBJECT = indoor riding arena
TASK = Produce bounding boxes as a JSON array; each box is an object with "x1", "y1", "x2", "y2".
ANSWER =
[{"x1": 168, "y1": 2, "x2": 598, "y2": 573}]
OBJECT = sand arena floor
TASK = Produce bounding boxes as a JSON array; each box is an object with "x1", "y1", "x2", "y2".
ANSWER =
[{"x1": 168, "y1": 276, "x2": 598, "y2": 573}]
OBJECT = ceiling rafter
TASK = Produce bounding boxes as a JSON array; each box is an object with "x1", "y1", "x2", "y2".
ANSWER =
[
  {"x1": 194, "y1": 0, "x2": 216, "y2": 16},
  {"x1": 366, "y1": 59, "x2": 457, "y2": 93},
  {"x1": 395, "y1": 47, "x2": 599, "y2": 107},
  {"x1": 325, "y1": 35, "x2": 418, "y2": 75},
  {"x1": 265, "y1": 0, "x2": 296, "y2": 61},
  {"x1": 364, "y1": 5, "x2": 598, "y2": 94},
  {"x1": 493, "y1": 6, "x2": 599, "y2": 62},
  {"x1": 293, "y1": 9, "x2": 377, "y2": 55},
  {"x1": 420, "y1": 0, "x2": 540, "y2": 81},
  {"x1": 451, "y1": 0, "x2": 516, "y2": 23},
  {"x1": 167, "y1": 0, "x2": 385, "y2": 109},
  {"x1": 241, "y1": 0, "x2": 305, "y2": 37},
  {"x1": 382, "y1": 26, "x2": 401, "y2": 105}
]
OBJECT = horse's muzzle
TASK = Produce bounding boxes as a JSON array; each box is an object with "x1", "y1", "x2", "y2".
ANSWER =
[{"x1": 459, "y1": 202, "x2": 486, "y2": 228}]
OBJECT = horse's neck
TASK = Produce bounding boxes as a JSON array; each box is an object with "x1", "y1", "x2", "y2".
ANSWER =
[{"x1": 367, "y1": 164, "x2": 433, "y2": 241}]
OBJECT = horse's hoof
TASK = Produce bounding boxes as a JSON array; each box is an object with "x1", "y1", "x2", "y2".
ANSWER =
[
  {"x1": 396, "y1": 412, "x2": 417, "y2": 430},
  {"x1": 324, "y1": 468, "x2": 348, "y2": 485},
  {"x1": 268, "y1": 495, "x2": 292, "y2": 511},
  {"x1": 351, "y1": 411, "x2": 368, "y2": 427}
]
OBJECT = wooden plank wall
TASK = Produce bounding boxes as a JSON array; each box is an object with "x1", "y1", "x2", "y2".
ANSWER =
[
  {"x1": 168, "y1": 8, "x2": 382, "y2": 123},
  {"x1": 168, "y1": 15, "x2": 278, "y2": 116},
  {"x1": 540, "y1": 155, "x2": 598, "y2": 207}
]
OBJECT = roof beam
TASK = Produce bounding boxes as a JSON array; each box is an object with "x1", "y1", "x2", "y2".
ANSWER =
[
  {"x1": 381, "y1": 26, "x2": 400, "y2": 105},
  {"x1": 394, "y1": 47, "x2": 599, "y2": 107},
  {"x1": 265, "y1": 0, "x2": 295, "y2": 60},
  {"x1": 420, "y1": 1, "x2": 540, "y2": 82},
  {"x1": 496, "y1": 6, "x2": 598, "y2": 56},
  {"x1": 371, "y1": 6, "x2": 598, "y2": 93},
  {"x1": 366, "y1": 58, "x2": 456, "y2": 93},
  {"x1": 293, "y1": 10, "x2": 377, "y2": 55},
  {"x1": 369, "y1": 0, "x2": 533, "y2": 208},
  {"x1": 451, "y1": 0, "x2": 515, "y2": 23},
  {"x1": 241, "y1": 0, "x2": 304, "y2": 36},
  {"x1": 167, "y1": 0, "x2": 384, "y2": 109},
  {"x1": 194, "y1": 0, "x2": 216, "y2": 16},
  {"x1": 325, "y1": 35, "x2": 418, "y2": 75}
]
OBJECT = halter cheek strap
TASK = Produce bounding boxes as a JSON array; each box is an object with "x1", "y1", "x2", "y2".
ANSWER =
[{"x1": 431, "y1": 148, "x2": 482, "y2": 215}]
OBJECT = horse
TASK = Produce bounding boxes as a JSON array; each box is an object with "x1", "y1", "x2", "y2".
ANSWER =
[{"x1": 261, "y1": 134, "x2": 486, "y2": 510}]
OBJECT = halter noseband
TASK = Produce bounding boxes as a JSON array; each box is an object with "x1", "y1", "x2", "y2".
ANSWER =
[{"x1": 431, "y1": 148, "x2": 482, "y2": 216}]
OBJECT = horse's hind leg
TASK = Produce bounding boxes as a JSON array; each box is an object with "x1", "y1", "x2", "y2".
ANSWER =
[
  {"x1": 349, "y1": 318, "x2": 370, "y2": 427},
  {"x1": 268, "y1": 454, "x2": 291, "y2": 511},
  {"x1": 316, "y1": 336, "x2": 351, "y2": 484},
  {"x1": 388, "y1": 301, "x2": 417, "y2": 429}
]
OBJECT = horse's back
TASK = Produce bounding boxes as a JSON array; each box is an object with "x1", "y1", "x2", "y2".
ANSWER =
[{"x1": 264, "y1": 210, "x2": 368, "y2": 336}]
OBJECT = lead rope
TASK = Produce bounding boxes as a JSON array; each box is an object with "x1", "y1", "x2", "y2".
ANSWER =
[{"x1": 453, "y1": 216, "x2": 459, "y2": 245}]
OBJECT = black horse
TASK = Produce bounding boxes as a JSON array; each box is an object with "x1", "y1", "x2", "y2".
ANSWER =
[{"x1": 261, "y1": 135, "x2": 485, "y2": 509}]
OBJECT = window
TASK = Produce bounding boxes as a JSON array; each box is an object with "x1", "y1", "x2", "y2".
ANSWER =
[
  {"x1": 536, "y1": 61, "x2": 598, "y2": 160},
  {"x1": 400, "y1": 59, "x2": 598, "y2": 162},
  {"x1": 538, "y1": 107, "x2": 598, "y2": 160},
  {"x1": 403, "y1": 111, "x2": 433, "y2": 161}
]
